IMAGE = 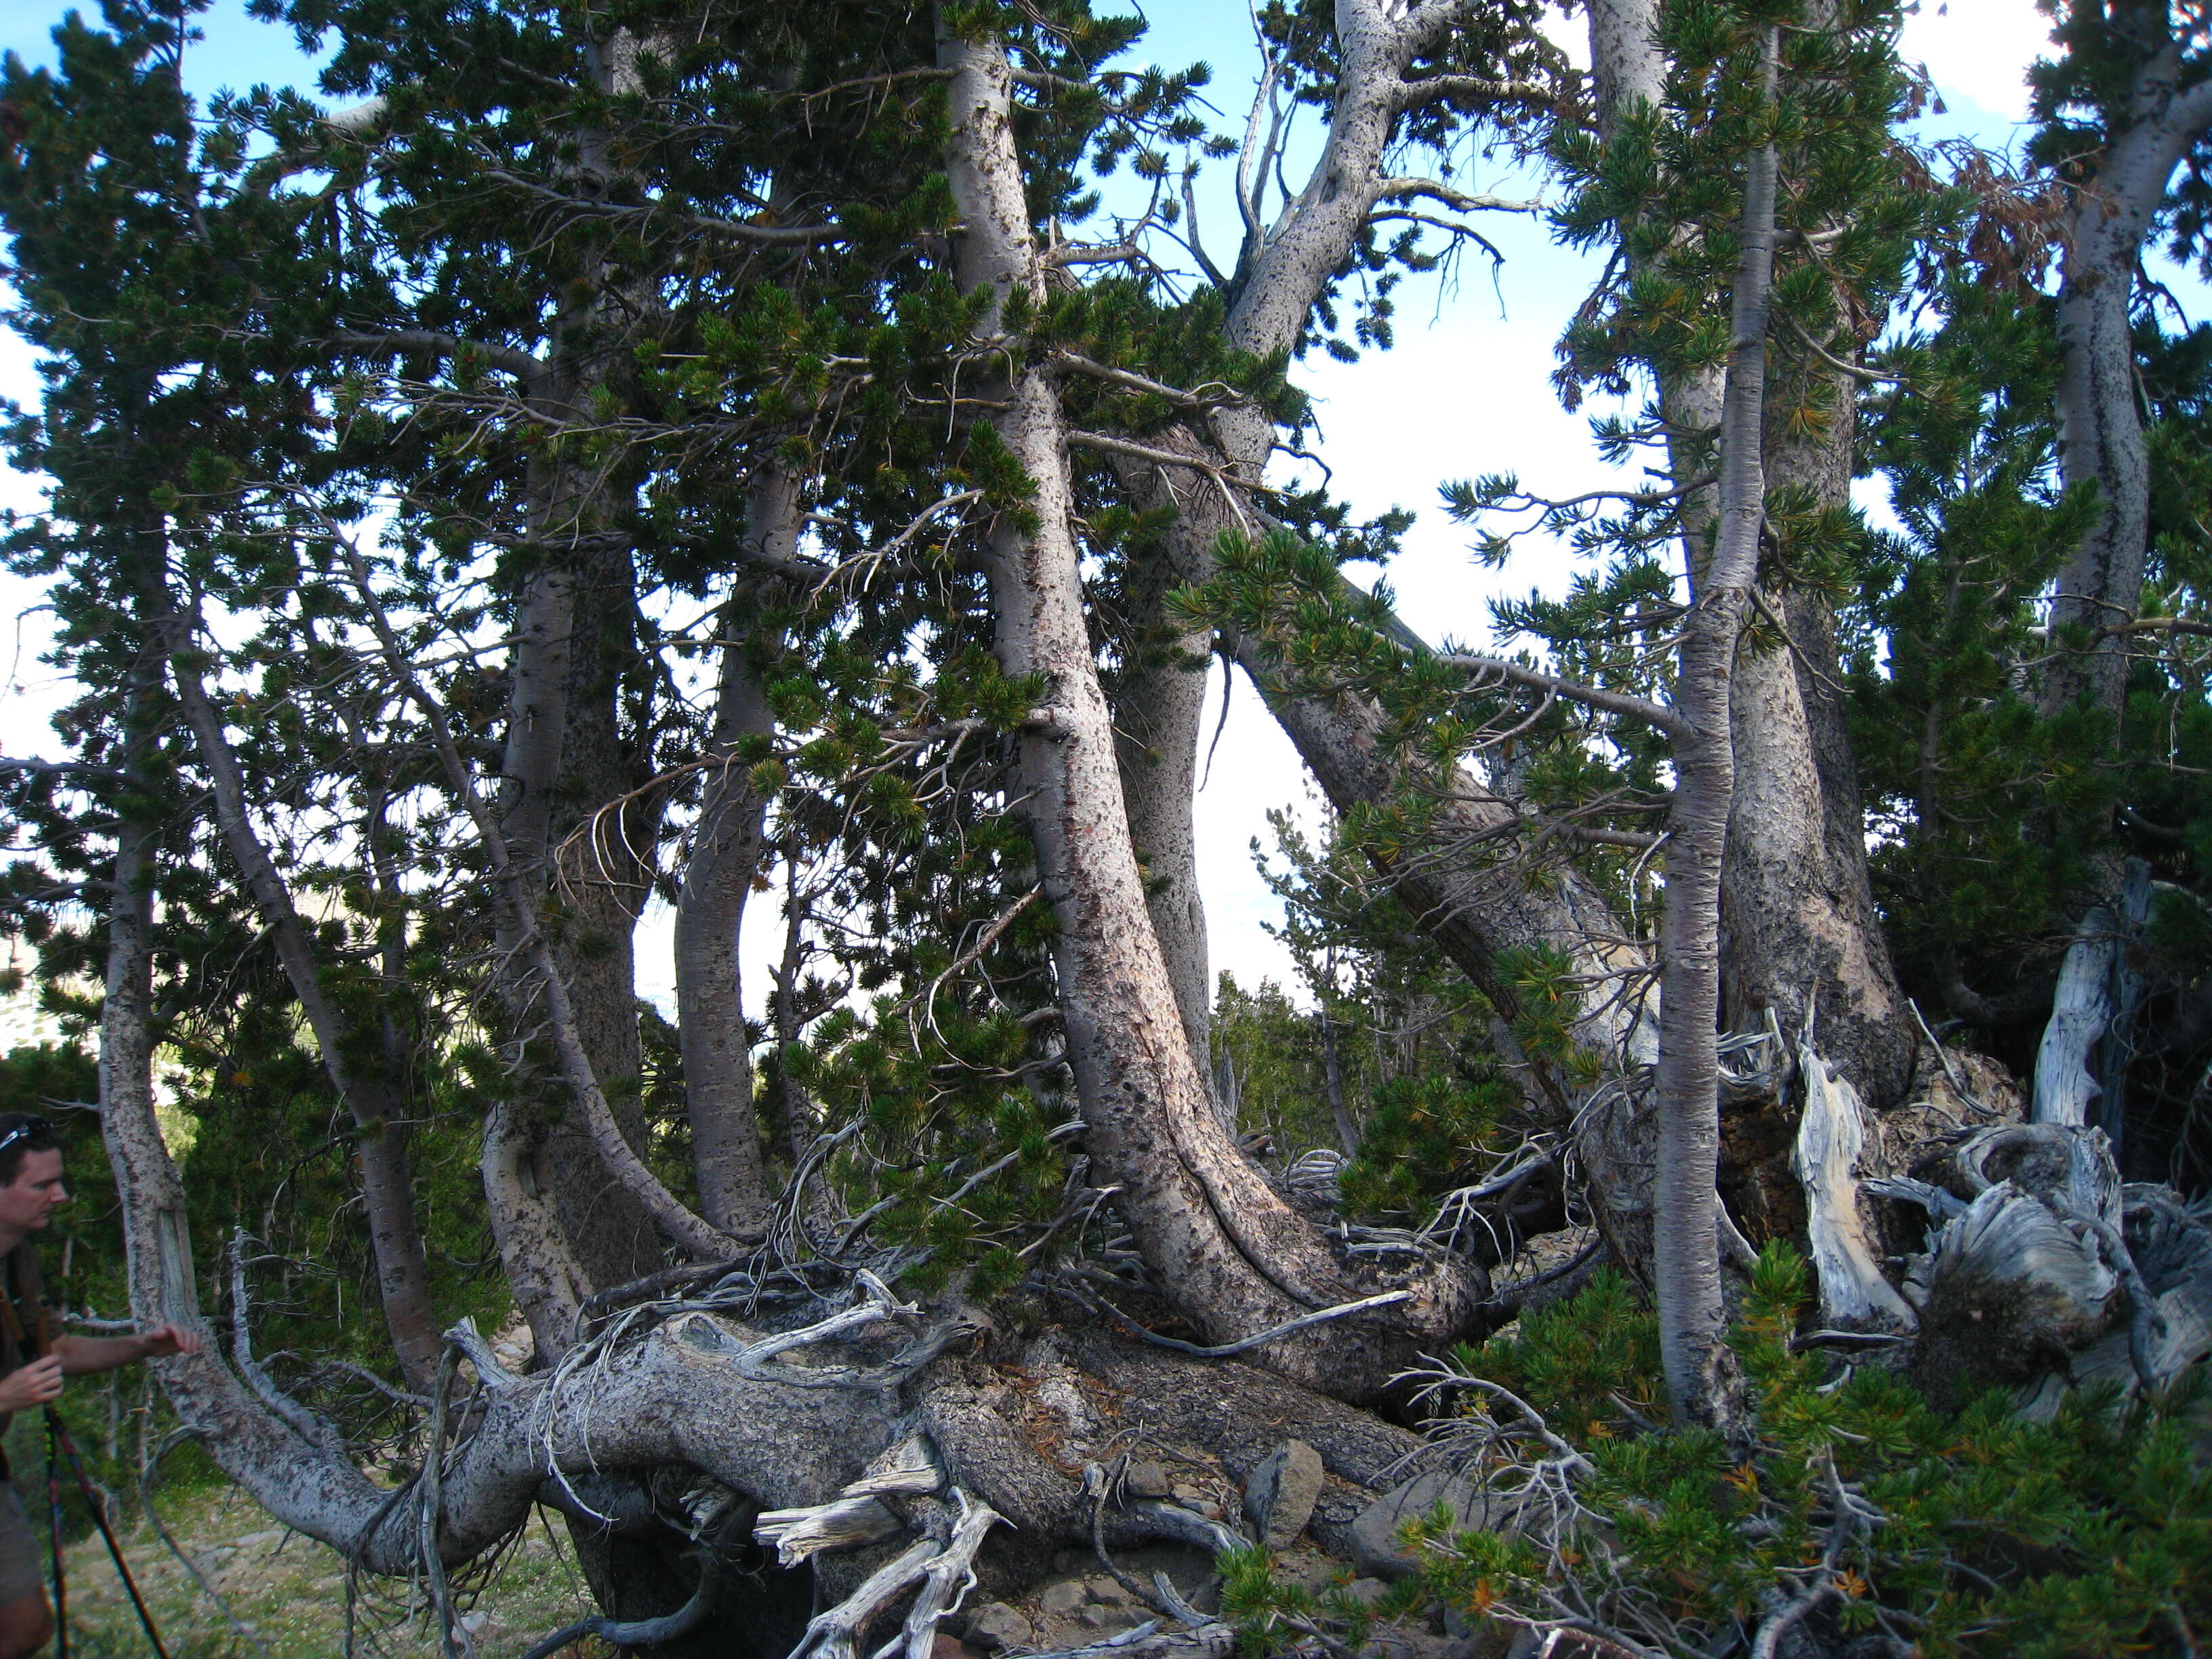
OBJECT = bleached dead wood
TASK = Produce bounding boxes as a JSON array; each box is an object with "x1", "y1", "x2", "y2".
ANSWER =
[
  {"x1": 842, "y1": 1433, "x2": 946, "y2": 1499},
  {"x1": 1793, "y1": 1044, "x2": 1917, "y2": 1332},
  {"x1": 2033, "y1": 908, "x2": 2118, "y2": 1127},
  {"x1": 788, "y1": 1538, "x2": 943, "y2": 1659},
  {"x1": 756, "y1": 1496, "x2": 907, "y2": 1568},
  {"x1": 897, "y1": 1493, "x2": 1004, "y2": 1659}
]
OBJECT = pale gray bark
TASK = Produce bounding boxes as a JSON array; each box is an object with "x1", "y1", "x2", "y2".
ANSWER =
[
  {"x1": 337, "y1": 560, "x2": 735, "y2": 1269},
  {"x1": 1587, "y1": 0, "x2": 1663, "y2": 118},
  {"x1": 99, "y1": 788, "x2": 899, "y2": 1572},
  {"x1": 2045, "y1": 31, "x2": 2212, "y2": 717},
  {"x1": 673, "y1": 478, "x2": 793, "y2": 1237},
  {"x1": 943, "y1": 23, "x2": 1483, "y2": 1399},
  {"x1": 493, "y1": 468, "x2": 665, "y2": 1295},
  {"x1": 1240, "y1": 647, "x2": 1651, "y2": 1081},
  {"x1": 1648, "y1": 29, "x2": 1779, "y2": 1427},
  {"x1": 485, "y1": 32, "x2": 674, "y2": 1290},
  {"x1": 150, "y1": 593, "x2": 445, "y2": 1392},
  {"x1": 551, "y1": 535, "x2": 664, "y2": 1268},
  {"x1": 1107, "y1": 426, "x2": 1649, "y2": 1088}
]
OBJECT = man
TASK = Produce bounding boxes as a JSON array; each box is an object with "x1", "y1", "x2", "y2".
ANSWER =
[{"x1": 0, "y1": 1114, "x2": 200, "y2": 1659}]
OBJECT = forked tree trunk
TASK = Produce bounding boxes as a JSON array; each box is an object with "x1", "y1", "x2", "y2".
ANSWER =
[
  {"x1": 942, "y1": 20, "x2": 1482, "y2": 1399},
  {"x1": 1103, "y1": 0, "x2": 1654, "y2": 1088},
  {"x1": 492, "y1": 453, "x2": 666, "y2": 1294}
]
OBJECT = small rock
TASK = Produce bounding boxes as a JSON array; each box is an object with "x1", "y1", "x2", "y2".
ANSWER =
[
  {"x1": 1341, "y1": 1577, "x2": 1390, "y2": 1609},
  {"x1": 1086, "y1": 1576, "x2": 1134, "y2": 1606},
  {"x1": 1170, "y1": 1483, "x2": 1206, "y2": 1507},
  {"x1": 1080, "y1": 1605, "x2": 1136, "y2": 1631},
  {"x1": 1349, "y1": 1472, "x2": 1509, "y2": 1580},
  {"x1": 1038, "y1": 1578, "x2": 1088, "y2": 1616},
  {"x1": 1124, "y1": 1461, "x2": 1173, "y2": 1500},
  {"x1": 933, "y1": 1635, "x2": 987, "y2": 1659},
  {"x1": 459, "y1": 1611, "x2": 489, "y2": 1636},
  {"x1": 1243, "y1": 1440, "x2": 1326, "y2": 1550},
  {"x1": 966, "y1": 1603, "x2": 1036, "y2": 1653}
]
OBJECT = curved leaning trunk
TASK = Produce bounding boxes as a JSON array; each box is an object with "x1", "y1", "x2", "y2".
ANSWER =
[
  {"x1": 1106, "y1": 420, "x2": 1650, "y2": 1093},
  {"x1": 1099, "y1": 1, "x2": 1658, "y2": 1094},
  {"x1": 2042, "y1": 37, "x2": 2212, "y2": 720},
  {"x1": 150, "y1": 590, "x2": 446, "y2": 1393},
  {"x1": 943, "y1": 25, "x2": 1483, "y2": 1400}
]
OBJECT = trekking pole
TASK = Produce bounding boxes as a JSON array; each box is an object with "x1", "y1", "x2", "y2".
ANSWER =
[
  {"x1": 43, "y1": 1410, "x2": 66, "y2": 1659},
  {"x1": 43, "y1": 1407, "x2": 170, "y2": 1659}
]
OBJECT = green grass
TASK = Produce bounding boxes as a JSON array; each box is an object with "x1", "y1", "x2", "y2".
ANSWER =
[{"x1": 43, "y1": 1484, "x2": 613, "y2": 1659}]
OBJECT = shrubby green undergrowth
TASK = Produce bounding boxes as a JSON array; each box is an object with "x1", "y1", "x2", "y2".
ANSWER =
[{"x1": 1229, "y1": 1250, "x2": 2211, "y2": 1658}]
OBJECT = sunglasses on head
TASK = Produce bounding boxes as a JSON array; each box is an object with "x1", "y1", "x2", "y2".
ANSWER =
[{"x1": 0, "y1": 1121, "x2": 52, "y2": 1158}]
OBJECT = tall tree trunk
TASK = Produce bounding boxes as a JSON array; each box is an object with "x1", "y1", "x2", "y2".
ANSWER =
[
  {"x1": 674, "y1": 476, "x2": 794, "y2": 1237},
  {"x1": 1650, "y1": 28, "x2": 1780, "y2": 1428},
  {"x1": 492, "y1": 430, "x2": 664, "y2": 1291},
  {"x1": 1111, "y1": 537, "x2": 1216, "y2": 1084},
  {"x1": 1722, "y1": 407, "x2": 1913, "y2": 1105},
  {"x1": 942, "y1": 20, "x2": 1481, "y2": 1400},
  {"x1": 150, "y1": 587, "x2": 445, "y2": 1392},
  {"x1": 1591, "y1": 0, "x2": 1912, "y2": 1109},
  {"x1": 548, "y1": 531, "x2": 664, "y2": 1282},
  {"x1": 484, "y1": 26, "x2": 678, "y2": 1290}
]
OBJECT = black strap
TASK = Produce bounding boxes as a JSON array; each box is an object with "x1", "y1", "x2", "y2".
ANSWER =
[
  {"x1": 45, "y1": 1410, "x2": 66, "y2": 1659},
  {"x1": 45, "y1": 1409, "x2": 167, "y2": 1659}
]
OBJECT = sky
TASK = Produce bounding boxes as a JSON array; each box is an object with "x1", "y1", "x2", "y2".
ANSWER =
[{"x1": 0, "y1": 0, "x2": 2072, "y2": 1026}]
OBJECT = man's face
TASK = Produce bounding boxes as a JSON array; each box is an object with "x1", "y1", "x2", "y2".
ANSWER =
[{"x1": 0, "y1": 1150, "x2": 67, "y2": 1235}]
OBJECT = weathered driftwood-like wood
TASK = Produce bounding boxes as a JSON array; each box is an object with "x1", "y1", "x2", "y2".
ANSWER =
[
  {"x1": 840, "y1": 1434, "x2": 946, "y2": 1500},
  {"x1": 1793, "y1": 1044, "x2": 1917, "y2": 1333},
  {"x1": 2034, "y1": 909, "x2": 2118, "y2": 1128},
  {"x1": 1905, "y1": 1180, "x2": 2123, "y2": 1408},
  {"x1": 755, "y1": 1497, "x2": 905, "y2": 1567}
]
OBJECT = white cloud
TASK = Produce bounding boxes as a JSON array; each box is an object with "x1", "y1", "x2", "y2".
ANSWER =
[{"x1": 1898, "y1": 0, "x2": 2055, "y2": 125}]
